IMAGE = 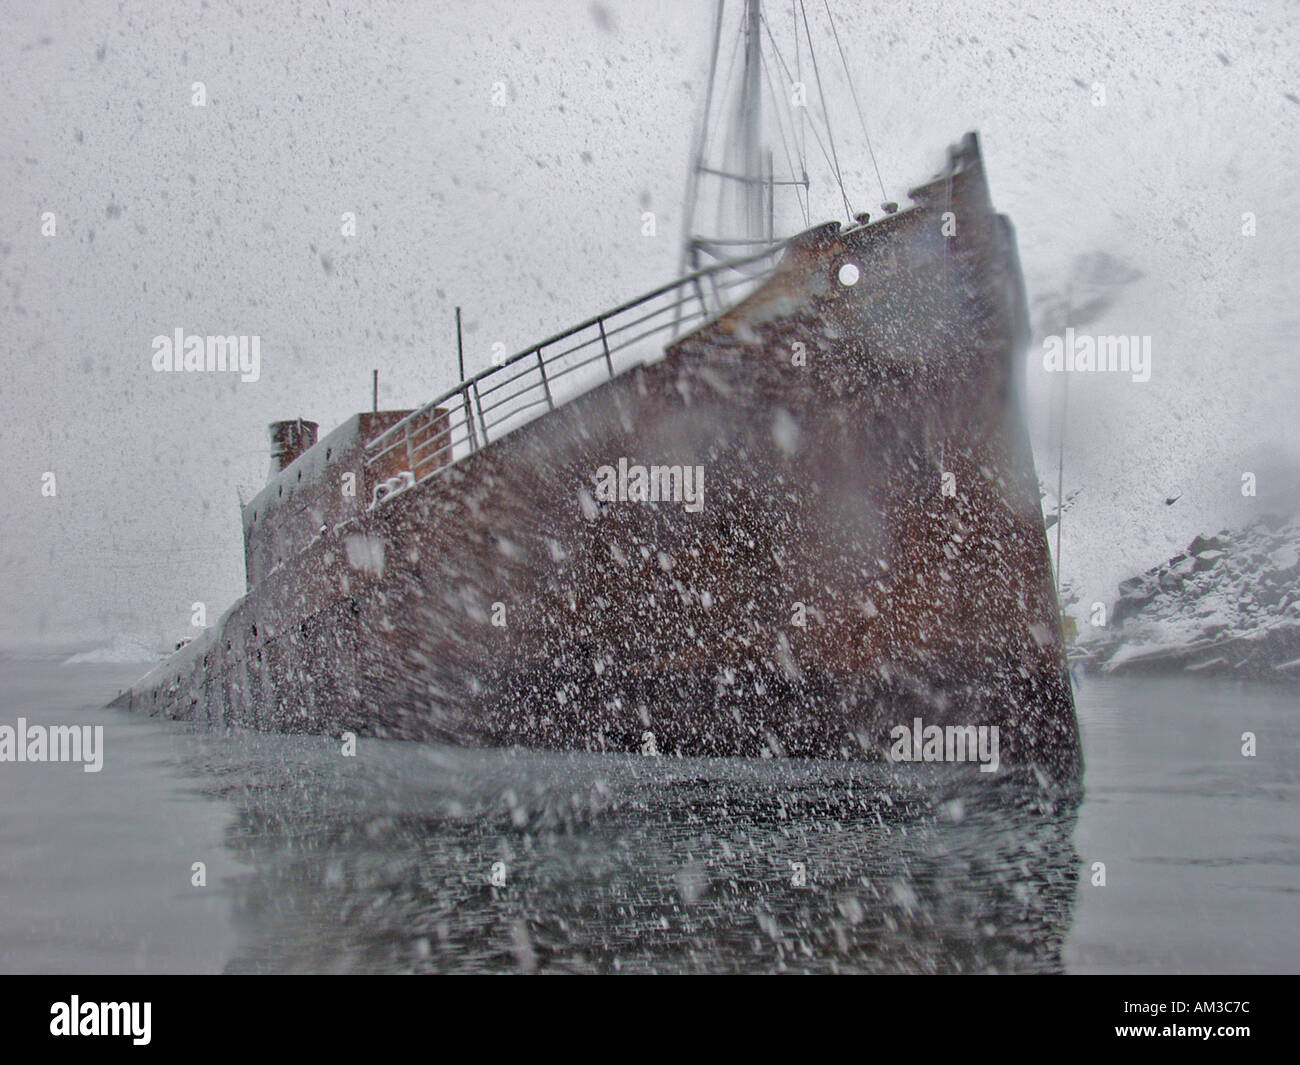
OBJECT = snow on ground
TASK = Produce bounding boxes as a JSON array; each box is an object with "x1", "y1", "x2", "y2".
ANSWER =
[
  {"x1": 1084, "y1": 516, "x2": 1300, "y2": 679},
  {"x1": 63, "y1": 635, "x2": 166, "y2": 666}
]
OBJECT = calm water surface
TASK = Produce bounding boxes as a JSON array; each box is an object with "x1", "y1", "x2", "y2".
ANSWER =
[{"x1": 0, "y1": 659, "x2": 1294, "y2": 973}]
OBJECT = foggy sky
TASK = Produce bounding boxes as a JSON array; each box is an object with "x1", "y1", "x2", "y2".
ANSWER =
[{"x1": 2, "y1": 0, "x2": 1297, "y2": 649}]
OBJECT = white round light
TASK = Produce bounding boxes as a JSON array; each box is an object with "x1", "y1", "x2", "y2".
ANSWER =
[{"x1": 837, "y1": 263, "x2": 860, "y2": 287}]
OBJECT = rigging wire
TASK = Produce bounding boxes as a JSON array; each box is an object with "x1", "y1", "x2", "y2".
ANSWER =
[
  {"x1": 691, "y1": 6, "x2": 746, "y2": 249},
  {"x1": 757, "y1": 46, "x2": 811, "y2": 226},
  {"x1": 793, "y1": 0, "x2": 806, "y2": 186},
  {"x1": 1055, "y1": 294, "x2": 1070, "y2": 604},
  {"x1": 797, "y1": 0, "x2": 853, "y2": 220},
  {"x1": 698, "y1": 1, "x2": 727, "y2": 163},
  {"x1": 678, "y1": 0, "x2": 729, "y2": 290},
  {"x1": 759, "y1": 14, "x2": 846, "y2": 221},
  {"x1": 821, "y1": 0, "x2": 887, "y2": 204},
  {"x1": 700, "y1": 12, "x2": 745, "y2": 173}
]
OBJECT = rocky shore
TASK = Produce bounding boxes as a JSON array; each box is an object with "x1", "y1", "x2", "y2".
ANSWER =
[{"x1": 1082, "y1": 516, "x2": 1300, "y2": 681}]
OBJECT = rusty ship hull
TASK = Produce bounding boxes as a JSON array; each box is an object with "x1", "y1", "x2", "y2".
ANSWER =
[{"x1": 111, "y1": 134, "x2": 1081, "y2": 778}]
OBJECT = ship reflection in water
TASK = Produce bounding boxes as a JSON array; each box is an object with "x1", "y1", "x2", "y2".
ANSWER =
[
  {"x1": 4, "y1": 663, "x2": 1297, "y2": 974},
  {"x1": 195, "y1": 735, "x2": 1079, "y2": 974}
]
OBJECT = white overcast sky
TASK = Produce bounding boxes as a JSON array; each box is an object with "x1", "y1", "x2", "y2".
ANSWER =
[{"x1": 1, "y1": 0, "x2": 1297, "y2": 648}]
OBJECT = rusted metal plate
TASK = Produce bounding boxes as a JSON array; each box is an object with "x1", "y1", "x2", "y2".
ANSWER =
[{"x1": 113, "y1": 135, "x2": 1079, "y2": 780}]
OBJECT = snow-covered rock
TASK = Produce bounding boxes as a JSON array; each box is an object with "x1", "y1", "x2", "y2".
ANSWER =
[{"x1": 1083, "y1": 516, "x2": 1300, "y2": 681}]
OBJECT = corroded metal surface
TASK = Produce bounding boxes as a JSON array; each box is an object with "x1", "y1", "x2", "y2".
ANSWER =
[{"x1": 112, "y1": 134, "x2": 1080, "y2": 780}]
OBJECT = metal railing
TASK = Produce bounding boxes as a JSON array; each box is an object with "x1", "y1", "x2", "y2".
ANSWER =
[{"x1": 364, "y1": 242, "x2": 788, "y2": 501}]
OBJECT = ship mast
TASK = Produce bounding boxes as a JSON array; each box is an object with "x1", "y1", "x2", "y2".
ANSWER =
[
  {"x1": 680, "y1": 1, "x2": 878, "y2": 267},
  {"x1": 681, "y1": 0, "x2": 797, "y2": 277},
  {"x1": 738, "y1": 0, "x2": 765, "y2": 244},
  {"x1": 674, "y1": 0, "x2": 890, "y2": 337}
]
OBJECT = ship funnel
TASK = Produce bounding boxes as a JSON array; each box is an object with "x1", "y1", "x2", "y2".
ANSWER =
[{"x1": 269, "y1": 418, "x2": 319, "y2": 475}]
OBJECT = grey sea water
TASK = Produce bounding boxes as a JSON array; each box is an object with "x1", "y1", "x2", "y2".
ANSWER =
[{"x1": 0, "y1": 659, "x2": 1294, "y2": 973}]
